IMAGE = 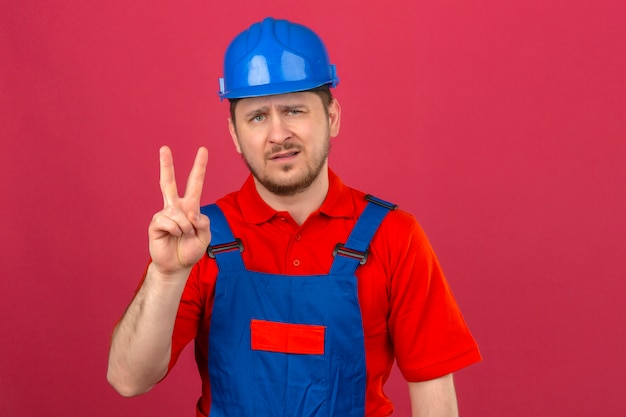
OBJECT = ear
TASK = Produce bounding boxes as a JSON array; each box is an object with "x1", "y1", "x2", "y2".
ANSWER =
[
  {"x1": 228, "y1": 118, "x2": 242, "y2": 154},
  {"x1": 328, "y1": 98, "x2": 341, "y2": 138}
]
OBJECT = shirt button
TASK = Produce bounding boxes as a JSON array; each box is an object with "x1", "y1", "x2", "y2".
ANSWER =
[
  {"x1": 293, "y1": 259, "x2": 301, "y2": 267},
  {"x1": 295, "y1": 234, "x2": 302, "y2": 241}
]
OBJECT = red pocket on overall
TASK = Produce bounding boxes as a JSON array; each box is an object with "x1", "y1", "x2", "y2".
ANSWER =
[{"x1": 250, "y1": 319, "x2": 326, "y2": 355}]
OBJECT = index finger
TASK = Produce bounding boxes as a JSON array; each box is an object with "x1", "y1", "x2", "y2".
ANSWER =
[
  {"x1": 159, "y1": 145, "x2": 179, "y2": 206},
  {"x1": 183, "y1": 147, "x2": 208, "y2": 205}
]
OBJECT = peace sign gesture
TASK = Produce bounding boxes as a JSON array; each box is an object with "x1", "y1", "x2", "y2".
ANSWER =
[{"x1": 148, "y1": 146, "x2": 211, "y2": 277}]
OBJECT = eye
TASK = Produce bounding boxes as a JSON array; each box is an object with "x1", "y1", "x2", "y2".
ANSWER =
[
  {"x1": 287, "y1": 109, "x2": 303, "y2": 116},
  {"x1": 251, "y1": 114, "x2": 266, "y2": 122}
]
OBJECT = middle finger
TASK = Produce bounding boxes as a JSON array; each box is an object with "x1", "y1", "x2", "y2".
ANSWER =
[{"x1": 159, "y1": 145, "x2": 179, "y2": 206}]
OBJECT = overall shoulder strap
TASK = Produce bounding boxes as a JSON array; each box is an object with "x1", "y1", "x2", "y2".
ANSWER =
[
  {"x1": 329, "y1": 195, "x2": 398, "y2": 275},
  {"x1": 200, "y1": 204, "x2": 245, "y2": 271}
]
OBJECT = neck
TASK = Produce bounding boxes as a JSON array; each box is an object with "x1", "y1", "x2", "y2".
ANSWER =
[{"x1": 254, "y1": 168, "x2": 330, "y2": 225}]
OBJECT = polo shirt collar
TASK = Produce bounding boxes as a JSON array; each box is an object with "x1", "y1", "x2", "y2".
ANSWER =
[{"x1": 237, "y1": 169, "x2": 354, "y2": 224}]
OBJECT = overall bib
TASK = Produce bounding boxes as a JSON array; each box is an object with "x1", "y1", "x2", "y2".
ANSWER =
[{"x1": 200, "y1": 196, "x2": 395, "y2": 417}]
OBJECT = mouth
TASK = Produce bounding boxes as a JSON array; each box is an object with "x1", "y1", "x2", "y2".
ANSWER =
[{"x1": 269, "y1": 150, "x2": 300, "y2": 161}]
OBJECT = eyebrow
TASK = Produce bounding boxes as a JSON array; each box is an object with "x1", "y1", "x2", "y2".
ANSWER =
[
  {"x1": 243, "y1": 104, "x2": 307, "y2": 119},
  {"x1": 243, "y1": 107, "x2": 269, "y2": 119}
]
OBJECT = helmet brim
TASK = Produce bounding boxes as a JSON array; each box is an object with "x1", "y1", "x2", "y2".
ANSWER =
[{"x1": 219, "y1": 79, "x2": 338, "y2": 100}]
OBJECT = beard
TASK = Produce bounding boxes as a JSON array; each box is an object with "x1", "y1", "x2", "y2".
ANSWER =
[{"x1": 242, "y1": 138, "x2": 330, "y2": 197}]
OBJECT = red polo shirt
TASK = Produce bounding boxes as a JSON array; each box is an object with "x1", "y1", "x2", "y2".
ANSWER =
[{"x1": 165, "y1": 169, "x2": 481, "y2": 416}]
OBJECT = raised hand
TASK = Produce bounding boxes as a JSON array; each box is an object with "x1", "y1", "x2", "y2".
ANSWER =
[{"x1": 148, "y1": 146, "x2": 211, "y2": 276}]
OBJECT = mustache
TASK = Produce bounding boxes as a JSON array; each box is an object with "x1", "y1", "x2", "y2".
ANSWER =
[{"x1": 266, "y1": 142, "x2": 302, "y2": 157}]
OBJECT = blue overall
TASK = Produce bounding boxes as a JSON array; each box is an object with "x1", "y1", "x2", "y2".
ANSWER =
[{"x1": 200, "y1": 196, "x2": 395, "y2": 417}]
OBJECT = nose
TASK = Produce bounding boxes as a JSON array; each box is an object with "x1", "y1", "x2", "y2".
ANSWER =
[{"x1": 267, "y1": 113, "x2": 291, "y2": 145}]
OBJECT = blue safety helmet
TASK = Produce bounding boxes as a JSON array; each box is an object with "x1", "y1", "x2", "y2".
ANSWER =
[{"x1": 218, "y1": 17, "x2": 339, "y2": 100}]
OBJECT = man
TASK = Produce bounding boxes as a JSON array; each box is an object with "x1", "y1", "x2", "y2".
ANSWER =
[{"x1": 108, "y1": 17, "x2": 481, "y2": 417}]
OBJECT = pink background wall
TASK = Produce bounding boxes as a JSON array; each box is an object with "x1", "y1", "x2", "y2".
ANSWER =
[{"x1": 2, "y1": 1, "x2": 625, "y2": 416}]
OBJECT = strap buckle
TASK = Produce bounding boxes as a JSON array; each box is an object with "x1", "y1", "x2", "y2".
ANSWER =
[
  {"x1": 365, "y1": 194, "x2": 398, "y2": 210},
  {"x1": 333, "y1": 243, "x2": 368, "y2": 265},
  {"x1": 207, "y1": 238, "x2": 244, "y2": 259}
]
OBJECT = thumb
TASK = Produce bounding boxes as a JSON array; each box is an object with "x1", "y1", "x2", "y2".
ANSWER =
[{"x1": 192, "y1": 213, "x2": 212, "y2": 247}]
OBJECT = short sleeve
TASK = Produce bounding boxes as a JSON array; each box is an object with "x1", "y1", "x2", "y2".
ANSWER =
[{"x1": 385, "y1": 214, "x2": 481, "y2": 381}]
